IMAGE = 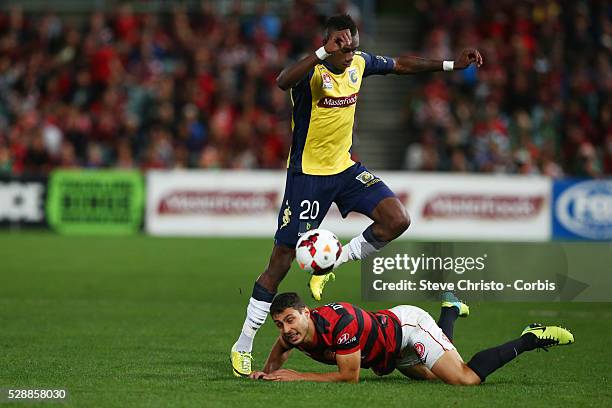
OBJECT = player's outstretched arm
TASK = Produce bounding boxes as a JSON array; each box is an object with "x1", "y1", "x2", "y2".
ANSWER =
[
  {"x1": 276, "y1": 29, "x2": 353, "y2": 90},
  {"x1": 249, "y1": 336, "x2": 292, "y2": 379},
  {"x1": 393, "y1": 48, "x2": 483, "y2": 75},
  {"x1": 263, "y1": 350, "x2": 361, "y2": 383}
]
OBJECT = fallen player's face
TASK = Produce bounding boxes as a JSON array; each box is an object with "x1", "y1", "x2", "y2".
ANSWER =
[{"x1": 273, "y1": 308, "x2": 310, "y2": 345}]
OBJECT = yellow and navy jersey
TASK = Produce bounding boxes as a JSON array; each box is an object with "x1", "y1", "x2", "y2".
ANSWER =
[{"x1": 288, "y1": 51, "x2": 395, "y2": 175}]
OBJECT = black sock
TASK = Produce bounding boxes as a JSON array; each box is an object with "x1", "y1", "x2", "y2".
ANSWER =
[
  {"x1": 362, "y1": 224, "x2": 388, "y2": 249},
  {"x1": 252, "y1": 282, "x2": 275, "y2": 302},
  {"x1": 437, "y1": 306, "x2": 459, "y2": 341},
  {"x1": 467, "y1": 334, "x2": 538, "y2": 382}
]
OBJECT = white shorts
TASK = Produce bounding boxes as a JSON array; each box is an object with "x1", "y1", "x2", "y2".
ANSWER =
[{"x1": 389, "y1": 305, "x2": 455, "y2": 370}]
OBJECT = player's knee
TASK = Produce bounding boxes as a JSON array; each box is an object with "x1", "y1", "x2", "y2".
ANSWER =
[
  {"x1": 397, "y1": 210, "x2": 411, "y2": 234},
  {"x1": 385, "y1": 209, "x2": 410, "y2": 239},
  {"x1": 448, "y1": 377, "x2": 480, "y2": 386},
  {"x1": 456, "y1": 376, "x2": 481, "y2": 386},
  {"x1": 443, "y1": 367, "x2": 481, "y2": 386}
]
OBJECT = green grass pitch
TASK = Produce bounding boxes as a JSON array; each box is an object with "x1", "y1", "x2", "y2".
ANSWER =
[{"x1": 0, "y1": 232, "x2": 610, "y2": 407}]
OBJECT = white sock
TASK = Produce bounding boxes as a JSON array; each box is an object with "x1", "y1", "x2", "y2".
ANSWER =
[
  {"x1": 335, "y1": 233, "x2": 379, "y2": 267},
  {"x1": 235, "y1": 297, "x2": 271, "y2": 352}
]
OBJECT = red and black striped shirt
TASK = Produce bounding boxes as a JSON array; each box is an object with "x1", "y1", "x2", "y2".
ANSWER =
[{"x1": 294, "y1": 302, "x2": 403, "y2": 376}]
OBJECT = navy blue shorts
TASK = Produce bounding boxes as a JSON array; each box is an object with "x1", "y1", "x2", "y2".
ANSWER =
[{"x1": 274, "y1": 163, "x2": 396, "y2": 247}]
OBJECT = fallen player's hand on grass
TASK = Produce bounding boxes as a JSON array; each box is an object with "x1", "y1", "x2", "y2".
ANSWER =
[
  {"x1": 248, "y1": 371, "x2": 267, "y2": 380},
  {"x1": 262, "y1": 369, "x2": 303, "y2": 382}
]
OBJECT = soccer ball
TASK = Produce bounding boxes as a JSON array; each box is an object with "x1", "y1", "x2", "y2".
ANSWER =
[{"x1": 295, "y1": 229, "x2": 342, "y2": 275}]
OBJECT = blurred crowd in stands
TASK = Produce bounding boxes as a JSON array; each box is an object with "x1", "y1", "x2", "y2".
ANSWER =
[
  {"x1": 0, "y1": 1, "x2": 326, "y2": 174},
  {"x1": 0, "y1": 1, "x2": 609, "y2": 177},
  {"x1": 404, "y1": 0, "x2": 611, "y2": 177}
]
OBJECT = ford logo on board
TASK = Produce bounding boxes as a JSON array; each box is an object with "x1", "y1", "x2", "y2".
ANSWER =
[{"x1": 555, "y1": 180, "x2": 612, "y2": 240}]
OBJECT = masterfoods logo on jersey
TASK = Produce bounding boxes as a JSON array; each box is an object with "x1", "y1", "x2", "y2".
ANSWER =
[
  {"x1": 158, "y1": 190, "x2": 278, "y2": 215},
  {"x1": 553, "y1": 179, "x2": 612, "y2": 240},
  {"x1": 318, "y1": 93, "x2": 358, "y2": 108},
  {"x1": 422, "y1": 194, "x2": 545, "y2": 219}
]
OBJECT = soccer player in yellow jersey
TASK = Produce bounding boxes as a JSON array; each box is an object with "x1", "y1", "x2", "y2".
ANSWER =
[{"x1": 231, "y1": 14, "x2": 484, "y2": 377}]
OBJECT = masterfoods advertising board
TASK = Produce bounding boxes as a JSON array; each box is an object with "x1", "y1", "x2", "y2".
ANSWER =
[{"x1": 146, "y1": 171, "x2": 551, "y2": 241}]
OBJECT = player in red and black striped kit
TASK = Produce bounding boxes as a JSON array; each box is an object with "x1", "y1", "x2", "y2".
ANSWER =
[
  {"x1": 249, "y1": 293, "x2": 574, "y2": 384},
  {"x1": 290, "y1": 301, "x2": 402, "y2": 376}
]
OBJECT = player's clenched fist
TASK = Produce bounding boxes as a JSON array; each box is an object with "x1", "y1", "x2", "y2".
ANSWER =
[
  {"x1": 324, "y1": 29, "x2": 353, "y2": 53},
  {"x1": 454, "y1": 48, "x2": 484, "y2": 69}
]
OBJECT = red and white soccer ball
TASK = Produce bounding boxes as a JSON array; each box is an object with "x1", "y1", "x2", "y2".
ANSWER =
[{"x1": 295, "y1": 229, "x2": 342, "y2": 275}]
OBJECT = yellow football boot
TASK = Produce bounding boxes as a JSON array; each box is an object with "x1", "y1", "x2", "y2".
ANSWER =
[
  {"x1": 441, "y1": 291, "x2": 470, "y2": 317},
  {"x1": 308, "y1": 272, "x2": 335, "y2": 301},
  {"x1": 521, "y1": 323, "x2": 574, "y2": 349},
  {"x1": 230, "y1": 343, "x2": 252, "y2": 377}
]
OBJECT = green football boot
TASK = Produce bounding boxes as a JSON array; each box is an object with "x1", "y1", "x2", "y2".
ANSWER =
[{"x1": 521, "y1": 323, "x2": 574, "y2": 349}]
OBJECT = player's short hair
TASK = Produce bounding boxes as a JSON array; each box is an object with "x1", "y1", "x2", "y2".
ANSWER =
[
  {"x1": 270, "y1": 292, "x2": 306, "y2": 316},
  {"x1": 324, "y1": 14, "x2": 357, "y2": 40}
]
